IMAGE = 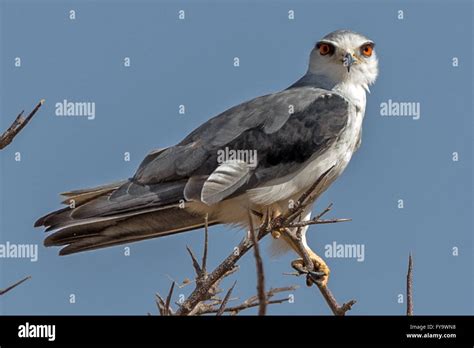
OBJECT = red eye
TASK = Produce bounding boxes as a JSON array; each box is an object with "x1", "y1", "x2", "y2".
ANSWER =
[
  {"x1": 361, "y1": 44, "x2": 373, "y2": 57},
  {"x1": 319, "y1": 43, "x2": 331, "y2": 56}
]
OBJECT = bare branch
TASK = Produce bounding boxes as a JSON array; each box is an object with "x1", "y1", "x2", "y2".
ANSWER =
[
  {"x1": 292, "y1": 258, "x2": 357, "y2": 315},
  {"x1": 314, "y1": 280, "x2": 356, "y2": 316},
  {"x1": 176, "y1": 236, "x2": 255, "y2": 315},
  {"x1": 186, "y1": 245, "x2": 202, "y2": 276},
  {"x1": 198, "y1": 286, "x2": 297, "y2": 315},
  {"x1": 0, "y1": 100, "x2": 44, "y2": 150},
  {"x1": 407, "y1": 253, "x2": 414, "y2": 316},
  {"x1": 202, "y1": 214, "x2": 209, "y2": 276},
  {"x1": 155, "y1": 293, "x2": 166, "y2": 315},
  {"x1": 216, "y1": 281, "x2": 236, "y2": 316},
  {"x1": 173, "y1": 168, "x2": 354, "y2": 316},
  {"x1": 286, "y1": 217, "x2": 351, "y2": 229},
  {"x1": 314, "y1": 202, "x2": 333, "y2": 220},
  {"x1": 206, "y1": 299, "x2": 288, "y2": 315},
  {"x1": 247, "y1": 210, "x2": 266, "y2": 315},
  {"x1": 0, "y1": 276, "x2": 31, "y2": 296},
  {"x1": 283, "y1": 203, "x2": 357, "y2": 316},
  {"x1": 164, "y1": 282, "x2": 175, "y2": 316},
  {"x1": 156, "y1": 282, "x2": 176, "y2": 316}
]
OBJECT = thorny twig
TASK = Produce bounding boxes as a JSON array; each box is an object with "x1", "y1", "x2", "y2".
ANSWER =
[
  {"x1": 0, "y1": 100, "x2": 44, "y2": 150},
  {"x1": 0, "y1": 102, "x2": 40, "y2": 297},
  {"x1": 159, "y1": 167, "x2": 354, "y2": 315},
  {"x1": 407, "y1": 253, "x2": 414, "y2": 316},
  {"x1": 248, "y1": 210, "x2": 266, "y2": 315},
  {"x1": 196, "y1": 286, "x2": 298, "y2": 315},
  {"x1": 216, "y1": 281, "x2": 237, "y2": 316},
  {"x1": 175, "y1": 228, "x2": 259, "y2": 315},
  {"x1": 282, "y1": 215, "x2": 356, "y2": 316},
  {"x1": 155, "y1": 281, "x2": 176, "y2": 316},
  {"x1": 0, "y1": 276, "x2": 32, "y2": 296},
  {"x1": 157, "y1": 216, "x2": 292, "y2": 316}
]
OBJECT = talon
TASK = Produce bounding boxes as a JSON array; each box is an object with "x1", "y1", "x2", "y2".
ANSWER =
[
  {"x1": 291, "y1": 255, "x2": 330, "y2": 287},
  {"x1": 291, "y1": 259, "x2": 306, "y2": 273},
  {"x1": 307, "y1": 271, "x2": 326, "y2": 286},
  {"x1": 309, "y1": 270, "x2": 326, "y2": 278},
  {"x1": 271, "y1": 229, "x2": 281, "y2": 239},
  {"x1": 261, "y1": 207, "x2": 284, "y2": 237}
]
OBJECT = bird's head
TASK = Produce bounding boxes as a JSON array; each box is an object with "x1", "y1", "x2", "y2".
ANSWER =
[{"x1": 308, "y1": 30, "x2": 378, "y2": 91}]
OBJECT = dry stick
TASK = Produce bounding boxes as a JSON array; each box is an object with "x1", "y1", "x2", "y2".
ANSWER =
[
  {"x1": 177, "y1": 235, "x2": 254, "y2": 315},
  {"x1": 315, "y1": 202, "x2": 334, "y2": 219},
  {"x1": 187, "y1": 267, "x2": 239, "y2": 316},
  {"x1": 0, "y1": 100, "x2": 45, "y2": 150},
  {"x1": 185, "y1": 246, "x2": 202, "y2": 276},
  {"x1": 315, "y1": 280, "x2": 356, "y2": 316},
  {"x1": 0, "y1": 276, "x2": 32, "y2": 296},
  {"x1": 247, "y1": 285, "x2": 297, "y2": 303},
  {"x1": 407, "y1": 253, "x2": 414, "y2": 316},
  {"x1": 176, "y1": 168, "x2": 343, "y2": 316},
  {"x1": 283, "y1": 208, "x2": 356, "y2": 316},
  {"x1": 284, "y1": 202, "x2": 351, "y2": 228},
  {"x1": 202, "y1": 214, "x2": 209, "y2": 276},
  {"x1": 216, "y1": 281, "x2": 237, "y2": 316},
  {"x1": 285, "y1": 227, "x2": 356, "y2": 316},
  {"x1": 155, "y1": 294, "x2": 166, "y2": 315},
  {"x1": 247, "y1": 210, "x2": 266, "y2": 315},
  {"x1": 0, "y1": 103, "x2": 41, "y2": 296},
  {"x1": 198, "y1": 286, "x2": 297, "y2": 315},
  {"x1": 196, "y1": 287, "x2": 293, "y2": 315},
  {"x1": 287, "y1": 217, "x2": 351, "y2": 228},
  {"x1": 211, "y1": 299, "x2": 288, "y2": 315},
  {"x1": 181, "y1": 223, "x2": 240, "y2": 316},
  {"x1": 164, "y1": 282, "x2": 176, "y2": 316}
]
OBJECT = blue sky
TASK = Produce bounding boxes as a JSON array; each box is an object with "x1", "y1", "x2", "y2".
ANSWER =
[{"x1": 0, "y1": 0, "x2": 472, "y2": 315}]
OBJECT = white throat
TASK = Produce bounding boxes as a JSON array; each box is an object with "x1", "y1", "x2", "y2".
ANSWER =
[{"x1": 333, "y1": 81, "x2": 367, "y2": 114}]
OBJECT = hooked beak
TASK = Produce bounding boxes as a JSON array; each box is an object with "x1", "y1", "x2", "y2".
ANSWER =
[{"x1": 342, "y1": 53, "x2": 356, "y2": 72}]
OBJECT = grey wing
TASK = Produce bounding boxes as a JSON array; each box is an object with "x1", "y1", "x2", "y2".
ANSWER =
[
  {"x1": 133, "y1": 86, "x2": 352, "y2": 205},
  {"x1": 134, "y1": 86, "x2": 328, "y2": 184}
]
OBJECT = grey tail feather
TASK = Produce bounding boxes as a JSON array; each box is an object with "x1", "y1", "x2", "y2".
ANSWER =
[
  {"x1": 44, "y1": 206, "x2": 220, "y2": 255},
  {"x1": 36, "y1": 179, "x2": 219, "y2": 255},
  {"x1": 34, "y1": 180, "x2": 126, "y2": 228}
]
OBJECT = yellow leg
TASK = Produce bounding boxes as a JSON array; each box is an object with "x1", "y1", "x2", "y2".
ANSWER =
[
  {"x1": 262, "y1": 205, "x2": 330, "y2": 286},
  {"x1": 281, "y1": 233, "x2": 330, "y2": 286},
  {"x1": 262, "y1": 206, "x2": 283, "y2": 239}
]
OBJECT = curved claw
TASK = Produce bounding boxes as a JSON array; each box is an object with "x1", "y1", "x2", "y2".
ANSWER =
[
  {"x1": 291, "y1": 257, "x2": 330, "y2": 287},
  {"x1": 306, "y1": 271, "x2": 326, "y2": 286},
  {"x1": 309, "y1": 270, "x2": 326, "y2": 278}
]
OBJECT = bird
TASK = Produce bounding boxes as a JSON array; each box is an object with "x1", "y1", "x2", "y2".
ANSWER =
[{"x1": 35, "y1": 30, "x2": 378, "y2": 285}]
